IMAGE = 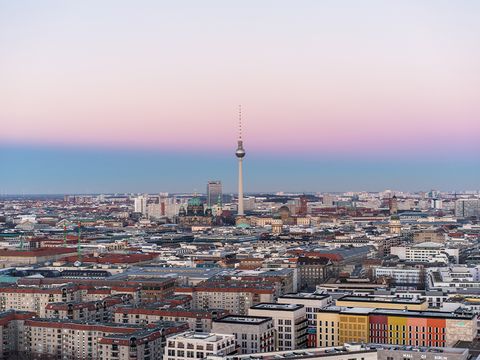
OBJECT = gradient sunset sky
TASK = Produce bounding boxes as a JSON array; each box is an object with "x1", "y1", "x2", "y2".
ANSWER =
[{"x1": 1, "y1": 1, "x2": 479, "y2": 194}]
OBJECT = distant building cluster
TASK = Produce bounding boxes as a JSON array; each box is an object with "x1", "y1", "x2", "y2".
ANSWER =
[{"x1": 0, "y1": 188, "x2": 480, "y2": 359}]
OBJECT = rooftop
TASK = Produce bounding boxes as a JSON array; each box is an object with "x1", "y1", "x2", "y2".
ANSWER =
[
  {"x1": 214, "y1": 315, "x2": 272, "y2": 325},
  {"x1": 337, "y1": 295, "x2": 426, "y2": 305},
  {"x1": 279, "y1": 293, "x2": 330, "y2": 300},
  {"x1": 169, "y1": 331, "x2": 234, "y2": 343},
  {"x1": 250, "y1": 303, "x2": 304, "y2": 311}
]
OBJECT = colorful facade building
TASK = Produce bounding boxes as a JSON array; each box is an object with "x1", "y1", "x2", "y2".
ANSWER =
[{"x1": 316, "y1": 307, "x2": 476, "y2": 348}]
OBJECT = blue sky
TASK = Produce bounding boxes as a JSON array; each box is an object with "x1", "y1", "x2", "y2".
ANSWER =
[{"x1": 0, "y1": 145, "x2": 478, "y2": 194}]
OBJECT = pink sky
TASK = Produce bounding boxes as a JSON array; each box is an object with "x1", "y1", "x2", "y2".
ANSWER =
[{"x1": 1, "y1": 1, "x2": 479, "y2": 157}]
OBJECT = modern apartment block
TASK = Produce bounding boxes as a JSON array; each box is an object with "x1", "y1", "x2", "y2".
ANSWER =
[
  {"x1": 163, "y1": 331, "x2": 237, "y2": 360},
  {"x1": 316, "y1": 307, "x2": 476, "y2": 347},
  {"x1": 114, "y1": 306, "x2": 229, "y2": 332},
  {"x1": 248, "y1": 303, "x2": 307, "y2": 351},
  {"x1": 212, "y1": 315, "x2": 275, "y2": 354},
  {"x1": 277, "y1": 292, "x2": 332, "y2": 347}
]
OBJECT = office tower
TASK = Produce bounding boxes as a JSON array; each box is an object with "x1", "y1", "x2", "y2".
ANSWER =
[
  {"x1": 207, "y1": 180, "x2": 222, "y2": 207},
  {"x1": 133, "y1": 195, "x2": 147, "y2": 215},
  {"x1": 235, "y1": 106, "x2": 246, "y2": 216},
  {"x1": 455, "y1": 198, "x2": 480, "y2": 218}
]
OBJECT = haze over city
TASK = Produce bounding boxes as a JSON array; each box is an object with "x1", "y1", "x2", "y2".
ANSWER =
[{"x1": 1, "y1": 0, "x2": 479, "y2": 194}]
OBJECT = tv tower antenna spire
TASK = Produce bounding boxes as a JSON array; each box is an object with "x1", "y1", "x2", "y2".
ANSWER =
[{"x1": 238, "y1": 105, "x2": 242, "y2": 141}]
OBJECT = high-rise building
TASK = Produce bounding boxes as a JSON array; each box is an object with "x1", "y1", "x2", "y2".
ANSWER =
[
  {"x1": 134, "y1": 194, "x2": 148, "y2": 215},
  {"x1": 455, "y1": 198, "x2": 480, "y2": 218},
  {"x1": 207, "y1": 181, "x2": 222, "y2": 207}
]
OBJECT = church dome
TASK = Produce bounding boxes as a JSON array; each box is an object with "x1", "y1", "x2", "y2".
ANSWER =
[{"x1": 188, "y1": 197, "x2": 202, "y2": 207}]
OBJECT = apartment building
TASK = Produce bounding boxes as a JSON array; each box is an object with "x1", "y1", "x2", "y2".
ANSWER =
[
  {"x1": 18, "y1": 277, "x2": 176, "y2": 303},
  {"x1": 164, "y1": 331, "x2": 237, "y2": 360},
  {"x1": 212, "y1": 315, "x2": 275, "y2": 354},
  {"x1": 23, "y1": 318, "x2": 188, "y2": 360},
  {"x1": 0, "y1": 310, "x2": 35, "y2": 358},
  {"x1": 114, "y1": 306, "x2": 229, "y2": 332},
  {"x1": 175, "y1": 282, "x2": 275, "y2": 315},
  {"x1": 45, "y1": 294, "x2": 131, "y2": 322},
  {"x1": 248, "y1": 303, "x2": 307, "y2": 351},
  {"x1": 316, "y1": 307, "x2": 476, "y2": 347},
  {"x1": 98, "y1": 327, "x2": 165, "y2": 360},
  {"x1": 0, "y1": 284, "x2": 80, "y2": 317},
  {"x1": 78, "y1": 284, "x2": 142, "y2": 303},
  {"x1": 277, "y1": 292, "x2": 332, "y2": 347}
]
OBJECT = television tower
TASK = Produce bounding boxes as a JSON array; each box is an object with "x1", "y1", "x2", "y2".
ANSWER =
[{"x1": 235, "y1": 105, "x2": 246, "y2": 216}]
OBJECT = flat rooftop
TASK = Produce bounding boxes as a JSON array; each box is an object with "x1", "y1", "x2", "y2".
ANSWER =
[
  {"x1": 337, "y1": 295, "x2": 426, "y2": 305},
  {"x1": 214, "y1": 315, "x2": 272, "y2": 325},
  {"x1": 250, "y1": 303, "x2": 304, "y2": 311},
  {"x1": 170, "y1": 331, "x2": 232, "y2": 342},
  {"x1": 209, "y1": 343, "x2": 468, "y2": 360},
  {"x1": 280, "y1": 292, "x2": 330, "y2": 300}
]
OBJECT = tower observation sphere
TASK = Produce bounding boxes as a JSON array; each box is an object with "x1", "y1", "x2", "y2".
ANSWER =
[{"x1": 236, "y1": 141, "x2": 245, "y2": 158}]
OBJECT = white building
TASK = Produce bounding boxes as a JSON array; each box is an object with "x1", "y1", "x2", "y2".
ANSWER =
[
  {"x1": 164, "y1": 332, "x2": 236, "y2": 360},
  {"x1": 212, "y1": 315, "x2": 275, "y2": 354},
  {"x1": 428, "y1": 266, "x2": 480, "y2": 291},
  {"x1": 390, "y1": 242, "x2": 459, "y2": 263},
  {"x1": 373, "y1": 266, "x2": 424, "y2": 287},
  {"x1": 248, "y1": 303, "x2": 307, "y2": 351}
]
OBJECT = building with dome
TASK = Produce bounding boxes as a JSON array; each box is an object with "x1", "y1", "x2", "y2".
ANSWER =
[{"x1": 177, "y1": 196, "x2": 213, "y2": 228}]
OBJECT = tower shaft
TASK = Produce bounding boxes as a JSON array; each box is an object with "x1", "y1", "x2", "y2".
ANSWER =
[
  {"x1": 238, "y1": 158, "x2": 244, "y2": 216},
  {"x1": 77, "y1": 222, "x2": 82, "y2": 262}
]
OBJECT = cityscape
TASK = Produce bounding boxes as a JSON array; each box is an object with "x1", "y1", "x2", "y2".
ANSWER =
[{"x1": 1, "y1": 1, "x2": 480, "y2": 360}]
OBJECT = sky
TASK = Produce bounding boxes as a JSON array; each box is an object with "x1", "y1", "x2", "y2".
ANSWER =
[{"x1": 1, "y1": 0, "x2": 479, "y2": 194}]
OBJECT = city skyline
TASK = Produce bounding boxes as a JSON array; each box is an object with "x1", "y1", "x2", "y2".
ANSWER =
[{"x1": 1, "y1": 1, "x2": 479, "y2": 193}]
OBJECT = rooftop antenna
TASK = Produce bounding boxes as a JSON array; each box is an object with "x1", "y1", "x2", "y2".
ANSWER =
[{"x1": 238, "y1": 104, "x2": 242, "y2": 141}]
